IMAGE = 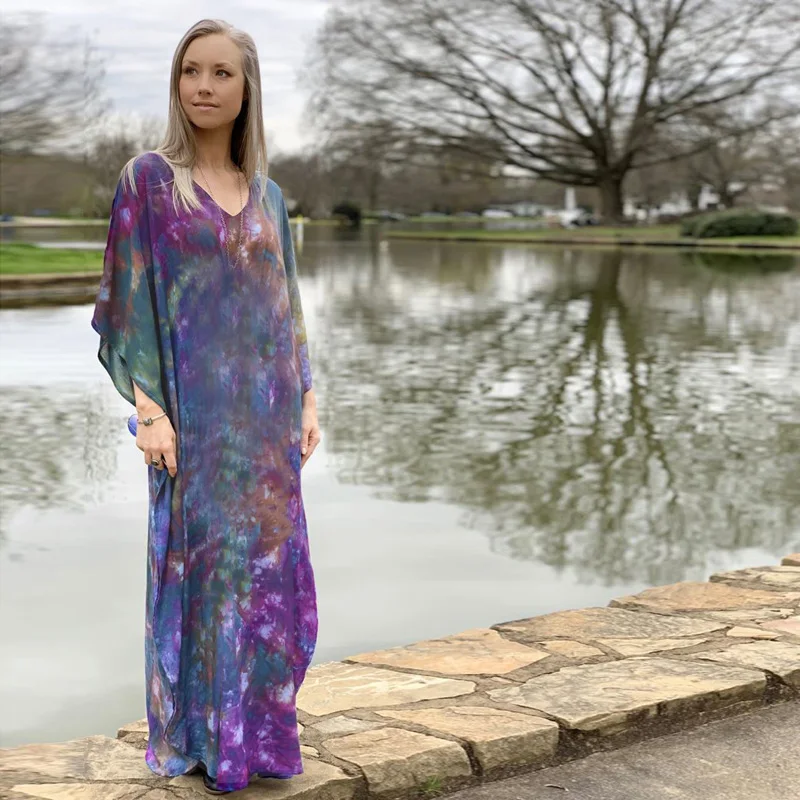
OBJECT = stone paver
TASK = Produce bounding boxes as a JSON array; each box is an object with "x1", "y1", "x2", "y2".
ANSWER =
[
  {"x1": 116, "y1": 718, "x2": 148, "y2": 749},
  {"x1": 596, "y1": 637, "x2": 710, "y2": 656},
  {"x1": 710, "y1": 565, "x2": 800, "y2": 591},
  {"x1": 697, "y1": 641, "x2": 800, "y2": 689},
  {"x1": 323, "y1": 727, "x2": 472, "y2": 796},
  {"x1": 311, "y1": 717, "x2": 386, "y2": 737},
  {"x1": 9, "y1": 787, "x2": 174, "y2": 800},
  {"x1": 699, "y1": 608, "x2": 795, "y2": 623},
  {"x1": 782, "y1": 553, "x2": 800, "y2": 566},
  {"x1": 495, "y1": 607, "x2": 724, "y2": 641},
  {"x1": 296, "y1": 662, "x2": 475, "y2": 717},
  {"x1": 611, "y1": 581, "x2": 800, "y2": 614},
  {"x1": 538, "y1": 641, "x2": 604, "y2": 659},
  {"x1": 486, "y1": 657, "x2": 765, "y2": 734},
  {"x1": 0, "y1": 736, "x2": 155, "y2": 783},
  {"x1": 169, "y1": 757, "x2": 358, "y2": 799},
  {"x1": 347, "y1": 628, "x2": 549, "y2": 675},
  {"x1": 117, "y1": 719, "x2": 148, "y2": 739},
  {"x1": 726, "y1": 626, "x2": 780, "y2": 640},
  {"x1": 373, "y1": 706, "x2": 559, "y2": 772},
  {"x1": 760, "y1": 615, "x2": 800, "y2": 637}
]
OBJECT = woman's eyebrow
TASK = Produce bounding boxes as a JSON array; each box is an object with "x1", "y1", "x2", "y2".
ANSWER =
[{"x1": 182, "y1": 59, "x2": 236, "y2": 68}]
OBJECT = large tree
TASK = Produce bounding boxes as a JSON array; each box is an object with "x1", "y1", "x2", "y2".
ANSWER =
[
  {"x1": 0, "y1": 12, "x2": 107, "y2": 156},
  {"x1": 308, "y1": 0, "x2": 800, "y2": 219}
]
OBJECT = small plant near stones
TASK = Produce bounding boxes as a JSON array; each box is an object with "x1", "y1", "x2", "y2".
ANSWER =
[{"x1": 417, "y1": 776, "x2": 445, "y2": 797}]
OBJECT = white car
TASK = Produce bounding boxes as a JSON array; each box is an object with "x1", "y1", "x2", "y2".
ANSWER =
[{"x1": 482, "y1": 208, "x2": 514, "y2": 218}]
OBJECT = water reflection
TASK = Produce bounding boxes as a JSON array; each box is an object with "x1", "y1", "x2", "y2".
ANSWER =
[
  {"x1": 1, "y1": 238, "x2": 798, "y2": 585},
  {"x1": 0, "y1": 386, "x2": 122, "y2": 545},
  {"x1": 312, "y1": 243, "x2": 800, "y2": 585},
  {"x1": 684, "y1": 250, "x2": 797, "y2": 274}
]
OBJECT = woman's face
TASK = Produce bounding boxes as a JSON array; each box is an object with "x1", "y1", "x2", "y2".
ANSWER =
[{"x1": 179, "y1": 34, "x2": 246, "y2": 131}]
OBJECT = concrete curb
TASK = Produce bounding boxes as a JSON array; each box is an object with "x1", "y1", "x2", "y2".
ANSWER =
[
  {"x1": 2, "y1": 558, "x2": 798, "y2": 799},
  {"x1": 0, "y1": 273, "x2": 101, "y2": 308}
]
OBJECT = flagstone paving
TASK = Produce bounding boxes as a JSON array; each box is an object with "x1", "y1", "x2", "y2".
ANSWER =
[
  {"x1": 4, "y1": 558, "x2": 799, "y2": 800},
  {"x1": 611, "y1": 580, "x2": 800, "y2": 614}
]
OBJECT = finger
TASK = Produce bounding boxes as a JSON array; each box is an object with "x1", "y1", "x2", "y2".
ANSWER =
[
  {"x1": 163, "y1": 448, "x2": 178, "y2": 477},
  {"x1": 301, "y1": 426, "x2": 310, "y2": 455}
]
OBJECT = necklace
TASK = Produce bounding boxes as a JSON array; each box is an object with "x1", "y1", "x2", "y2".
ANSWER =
[{"x1": 197, "y1": 162, "x2": 245, "y2": 270}]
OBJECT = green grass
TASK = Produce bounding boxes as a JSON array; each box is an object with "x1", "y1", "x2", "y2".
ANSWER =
[{"x1": 0, "y1": 243, "x2": 103, "y2": 275}]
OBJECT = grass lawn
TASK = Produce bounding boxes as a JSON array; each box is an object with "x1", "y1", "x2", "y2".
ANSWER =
[{"x1": 0, "y1": 243, "x2": 104, "y2": 275}]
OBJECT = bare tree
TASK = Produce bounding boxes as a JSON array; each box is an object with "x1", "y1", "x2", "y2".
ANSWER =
[
  {"x1": 0, "y1": 12, "x2": 108, "y2": 156},
  {"x1": 84, "y1": 114, "x2": 166, "y2": 214},
  {"x1": 761, "y1": 118, "x2": 800, "y2": 211},
  {"x1": 307, "y1": 0, "x2": 800, "y2": 219}
]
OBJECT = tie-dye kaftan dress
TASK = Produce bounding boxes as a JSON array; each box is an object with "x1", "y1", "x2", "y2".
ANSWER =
[{"x1": 91, "y1": 151, "x2": 318, "y2": 792}]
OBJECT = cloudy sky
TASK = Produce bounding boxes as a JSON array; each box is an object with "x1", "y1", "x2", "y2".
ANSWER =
[{"x1": 5, "y1": 0, "x2": 332, "y2": 153}]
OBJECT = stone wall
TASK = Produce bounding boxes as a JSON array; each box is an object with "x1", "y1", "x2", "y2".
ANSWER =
[{"x1": 2, "y1": 555, "x2": 798, "y2": 799}]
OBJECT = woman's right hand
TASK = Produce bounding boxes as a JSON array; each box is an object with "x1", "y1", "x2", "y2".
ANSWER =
[{"x1": 135, "y1": 410, "x2": 178, "y2": 477}]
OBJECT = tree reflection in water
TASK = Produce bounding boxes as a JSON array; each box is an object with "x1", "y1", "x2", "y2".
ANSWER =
[
  {"x1": 2, "y1": 241, "x2": 797, "y2": 585},
  {"x1": 0, "y1": 387, "x2": 121, "y2": 545},
  {"x1": 315, "y1": 242, "x2": 800, "y2": 586}
]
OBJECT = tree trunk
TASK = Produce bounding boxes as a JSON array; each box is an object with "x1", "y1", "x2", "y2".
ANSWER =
[
  {"x1": 716, "y1": 183, "x2": 735, "y2": 209},
  {"x1": 686, "y1": 181, "x2": 702, "y2": 212},
  {"x1": 598, "y1": 176, "x2": 625, "y2": 222}
]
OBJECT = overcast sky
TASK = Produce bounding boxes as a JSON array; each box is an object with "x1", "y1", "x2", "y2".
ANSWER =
[{"x1": 5, "y1": 0, "x2": 332, "y2": 153}]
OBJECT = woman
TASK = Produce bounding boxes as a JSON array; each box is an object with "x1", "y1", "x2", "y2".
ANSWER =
[{"x1": 91, "y1": 19, "x2": 320, "y2": 795}]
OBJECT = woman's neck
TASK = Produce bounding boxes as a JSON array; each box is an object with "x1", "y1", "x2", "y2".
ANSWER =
[{"x1": 193, "y1": 125, "x2": 236, "y2": 172}]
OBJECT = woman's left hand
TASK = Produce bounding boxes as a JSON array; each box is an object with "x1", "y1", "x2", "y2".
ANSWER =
[{"x1": 301, "y1": 390, "x2": 321, "y2": 469}]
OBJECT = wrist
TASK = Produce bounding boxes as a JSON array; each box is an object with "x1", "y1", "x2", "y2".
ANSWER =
[
  {"x1": 302, "y1": 388, "x2": 316, "y2": 407},
  {"x1": 136, "y1": 401, "x2": 164, "y2": 416}
]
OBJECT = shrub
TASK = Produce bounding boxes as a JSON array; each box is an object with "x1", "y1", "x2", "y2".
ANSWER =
[
  {"x1": 680, "y1": 209, "x2": 798, "y2": 239},
  {"x1": 332, "y1": 201, "x2": 362, "y2": 227}
]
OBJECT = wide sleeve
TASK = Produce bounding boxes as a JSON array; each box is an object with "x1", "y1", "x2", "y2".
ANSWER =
[
  {"x1": 278, "y1": 190, "x2": 313, "y2": 394},
  {"x1": 91, "y1": 164, "x2": 167, "y2": 411}
]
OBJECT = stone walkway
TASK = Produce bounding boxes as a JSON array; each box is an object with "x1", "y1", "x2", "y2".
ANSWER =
[{"x1": 2, "y1": 554, "x2": 799, "y2": 799}]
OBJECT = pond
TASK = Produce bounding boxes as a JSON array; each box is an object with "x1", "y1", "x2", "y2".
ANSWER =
[{"x1": 1, "y1": 228, "x2": 799, "y2": 747}]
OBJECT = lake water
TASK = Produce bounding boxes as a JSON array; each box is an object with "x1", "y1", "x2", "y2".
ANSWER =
[{"x1": 1, "y1": 228, "x2": 799, "y2": 747}]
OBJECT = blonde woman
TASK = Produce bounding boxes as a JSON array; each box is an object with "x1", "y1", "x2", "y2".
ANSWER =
[{"x1": 91, "y1": 19, "x2": 320, "y2": 795}]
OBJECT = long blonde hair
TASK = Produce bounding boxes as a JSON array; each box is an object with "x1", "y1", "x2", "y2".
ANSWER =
[{"x1": 122, "y1": 18, "x2": 269, "y2": 212}]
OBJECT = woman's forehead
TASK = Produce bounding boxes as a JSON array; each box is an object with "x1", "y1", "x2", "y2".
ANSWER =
[{"x1": 183, "y1": 34, "x2": 242, "y2": 66}]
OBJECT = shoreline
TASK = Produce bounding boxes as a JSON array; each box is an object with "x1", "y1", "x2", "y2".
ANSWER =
[
  {"x1": 385, "y1": 230, "x2": 800, "y2": 252},
  {"x1": 3, "y1": 554, "x2": 798, "y2": 799}
]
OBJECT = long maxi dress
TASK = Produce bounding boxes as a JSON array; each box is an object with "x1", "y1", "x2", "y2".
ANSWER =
[{"x1": 91, "y1": 151, "x2": 318, "y2": 792}]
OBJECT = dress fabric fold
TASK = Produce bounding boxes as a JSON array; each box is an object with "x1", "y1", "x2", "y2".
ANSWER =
[{"x1": 91, "y1": 151, "x2": 318, "y2": 792}]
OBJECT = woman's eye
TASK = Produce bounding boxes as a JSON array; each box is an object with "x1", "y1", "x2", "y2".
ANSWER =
[
  {"x1": 217, "y1": 69, "x2": 230, "y2": 77},
  {"x1": 183, "y1": 67, "x2": 195, "y2": 75}
]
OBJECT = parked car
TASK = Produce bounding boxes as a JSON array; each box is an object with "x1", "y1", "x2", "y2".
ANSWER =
[
  {"x1": 482, "y1": 208, "x2": 514, "y2": 218},
  {"x1": 561, "y1": 210, "x2": 599, "y2": 227}
]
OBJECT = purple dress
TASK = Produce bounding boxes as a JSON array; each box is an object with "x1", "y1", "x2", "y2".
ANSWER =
[{"x1": 91, "y1": 152, "x2": 318, "y2": 791}]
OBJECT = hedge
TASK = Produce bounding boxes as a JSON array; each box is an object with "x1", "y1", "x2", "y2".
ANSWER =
[{"x1": 680, "y1": 209, "x2": 798, "y2": 239}]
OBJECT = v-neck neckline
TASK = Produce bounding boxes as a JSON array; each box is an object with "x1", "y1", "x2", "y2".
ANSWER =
[{"x1": 194, "y1": 176, "x2": 252, "y2": 219}]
